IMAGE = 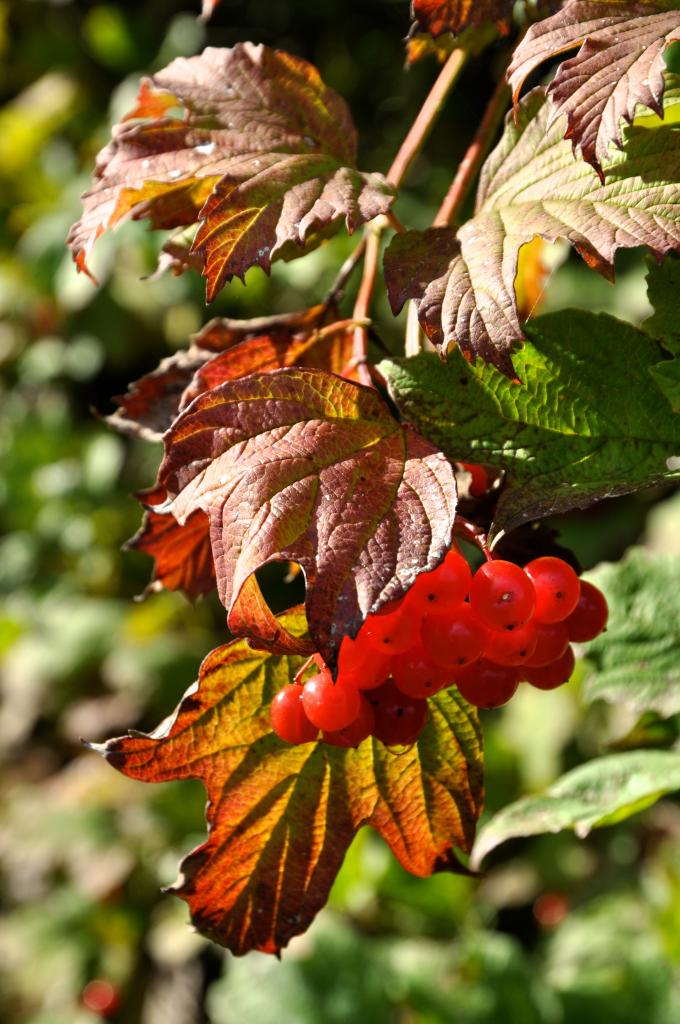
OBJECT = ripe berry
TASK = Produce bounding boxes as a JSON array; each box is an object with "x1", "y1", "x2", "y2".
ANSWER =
[
  {"x1": 391, "y1": 645, "x2": 453, "y2": 699},
  {"x1": 524, "y1": 645, "x2": 575, "y2": 690},
  {"x1": 323, "y1": 695, "x2": 375, "y2": 747},
  {"x1": 362, "y1": 599, "x2": 422, "y2": 654},
  {"x1": 406, "y1": 549, "x2": 472, "y2": 611},
  {"x1": 469, "y1": 560, "x2": 535, "y2": 631},
  {"x1": 301, "y1": 670, "x2": 361, "y2": 732},
  {"x1": 271, "y1": 685, "x2": 319, "y2": 744},
  {"x1": 524, "y1": 556, "x2": 581, "y2": 624},
  {"x1": 459, "y1": 462, "x2": 489, "y2": 497},
  {"x1": 455, "y1": 660, "x2": 520, "y2": 708},
  {"x1": 524, "y1": 620, "x2": 569, "y2": 667},
  {"x1": 565, "y1": 580, "x2": 609, "y2": 642},
  {"x1": 337, "y1": 632, "x2": 391, "y2": 690},
  {"x1": 421, "y1": 604, "x2": 486, "y2": 669},
  {"x1": 370, "y1": 683, "x2": 428, "y2": 746},
  {"x1": 484, "y1": 620, "x2": 538, "y2": 667}
]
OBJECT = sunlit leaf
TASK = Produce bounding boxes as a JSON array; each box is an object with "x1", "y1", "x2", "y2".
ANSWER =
[
  {"x1": 509, "y1": 0, "x2": 680, "y2": 175},
  {"x1": 68, "y1": 44, "x2": 394, "y2": 297},
  {"x1": 410, "y1": 0, "x2": 514, "y2": 38},
  {"x1": 156, "y1": 368, "x2": 457, "y2": 666},
  {"x1": 97, "y1": 613, "x2": 483, "y2": 955},
  {"x1": 125, "y1": 509, "x2": 215, "y2": 600}
]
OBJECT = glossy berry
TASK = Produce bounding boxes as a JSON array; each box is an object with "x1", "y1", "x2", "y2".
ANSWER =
[
  {"x1": 524, "y1": 621, "x2": 570, "y2": 668},
  {"x1": 460, "y1": 462, "x2": 489, "y2": 497},
  {"x1": 406, "y1": 550, "x2": 472, "y2": 612},
  {"x1": 565, "y1": 580, "x2": 609, "y2": 642},
  {"x1": 525, "y1": 556, "x2": 581, "y2": 624},
  {"x1": 337, "y1": 632, "x2": 391, "y2": 690},
  {"x1": 370, "y1": 683, "x2": 428, "y2": 746},
  {"x1": 362, "y1": 599, "x2": 422, "y2": 654},
  {"x1": 455, "y1": 660, "x2": 520, "y2": 708},
  {"x1": 524, "y1": 645, "x2": 575, "y2": 690},
  {"x1": 271, "y1": 685, "x2": 319, "y2": 744},
  {"x1": 469, "y1": 560, "x2": 536, "y2": 631},
  {"x1": 422, "y1": 604, "x2": 486, "y2": 669},
  {"x1": 391, "y1": 645, "x2": 453, "y2": 699},
  {"x1": 484, "y1": 620, "x2": 538, "y2": 667},
  {"x1": 301, "y1": 671, "x2": 361, "y2": 732},
  {"x1": 323, "y1": 695, "x2": 375, "y2": 747}
]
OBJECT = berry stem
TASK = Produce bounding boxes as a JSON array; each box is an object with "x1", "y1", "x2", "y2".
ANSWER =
[{"x1": 453, "y1": 516, "x2": 492, "y2": 561}]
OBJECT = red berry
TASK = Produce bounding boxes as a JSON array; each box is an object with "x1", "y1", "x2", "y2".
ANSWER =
[
  {"x1": 362, "y1": 599, "x2": 422, "y2": 654},
  {"x1": 565, "y1": 580, "x2": 609, "y2": 642},
  {"x1": 524, "y1": 621, "x2": 569, "y2": 667},
  {"x1": 82, "y1": 980, "x2": 120, "y2": 1017},
  {"x1": 301, "y1": 671, "x2": 361, "y2": 732},
  {"x1": 271, "y1": 685, "x2": 319, "y2": 744},
  {"x1": 469, "y1": 560, "x2": 536, "y2": 631},
  {"x1": 391, "y1": 645, "x2": 453, "y2": 699},
  {"x1": 455, "y1": 660, "x2": 520, "y2": 708},
  {"x1": 484, "y1": 620, "x2": 538, "y2": 666},
  {"x1": 524, "y1": 645, "x2": 575, "y2": 690},
  {"x1": 323, "y1": 695, "x2": 375, "y2": 747},
  {"x1": 369, "y1": 683, "x2": 428, "y2": 746},
  {"x1": 337, "y1": 632, "x2": 391, "y2": 690},
  {"x1": 524, "y1": 556, "x2": 581, "y2": 624},
  {"x1": 460, "y1": 462, "x2": 489, "y2": 497},
  {"x1": 421, "y1": 604, "x2": 486, "y2": 669},
  {"x1": 406, "y1": 550, "x2": 472, "y2": 612}
]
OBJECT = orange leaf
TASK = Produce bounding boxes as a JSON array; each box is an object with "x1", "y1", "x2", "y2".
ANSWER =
[
  {"x1": 96, "y1": 611, "x2": 483, "y2": 955},
  {"x1": 125, "y1": 508, "x2": 215, "y2": 600}
]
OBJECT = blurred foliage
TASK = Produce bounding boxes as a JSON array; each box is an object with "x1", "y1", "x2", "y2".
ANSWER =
[{"x1": 1, "y1": 1, "x2": 678, "y2": 1022}]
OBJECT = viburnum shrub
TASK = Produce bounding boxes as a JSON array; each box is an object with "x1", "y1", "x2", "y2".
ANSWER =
[{"x1": 74, "y1": 0, "x2": 680, "y2": 956}]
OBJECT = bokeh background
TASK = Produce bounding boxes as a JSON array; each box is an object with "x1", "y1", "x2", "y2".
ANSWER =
[{"x1": 2, "y1": 2, "x2": 680, "y2": 1022}]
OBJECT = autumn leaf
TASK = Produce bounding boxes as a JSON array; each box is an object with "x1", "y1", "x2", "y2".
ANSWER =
[
  {"x1": 95, "y1": 612, "x2": 483, "y2": 955},
  {"x1": 106, "y1": 306, "x2": 360, "y2": 443},
  {"x1": 383, "y1": 86, "x2": 680, "y2": 373},
  {"x1": 508, "y1": 1, "x2": 680, "y2": 175},
  {"x1": 68, "y1": 44, "x2": 394, "y2": 298},
  {"x1": 125, "y1": 509, "x2": 215, "y2": 600},
  {"x1": 156, "y1": 368, "x2": 457, "y2": 667},
  {"x1": 410, "y1": 0, "x2": 514, "y2": 38}
]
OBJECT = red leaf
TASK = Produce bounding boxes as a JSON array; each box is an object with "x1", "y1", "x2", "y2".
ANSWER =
[
  {"x1": 97, "y1": 613, "x2": 483, "y2": 955},
  {"x1": 68, "y1": 44, "x2": 394, "y2": 296},
  {"x1": 411, "y1": 0, "x2": 514, "y2": 37},
  {"x1": 126, "y1": 509, "x2": 215, "y2": 600},
  {"x1": 157, "y1": 368, "x2": 458, "y2": 666},
  {"x1": 508, "y1": 1, "x2": 680, "y2": 174}
]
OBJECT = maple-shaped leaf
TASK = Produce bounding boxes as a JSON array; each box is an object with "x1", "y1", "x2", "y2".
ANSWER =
[
  {"x1": 383, "y1": 86, "x2": 680, "y2": 374},
  {"x1": 156, "y1": 368, "x2": 457, "y2": 667},
  {"x1": 68, "y1": 44, "x2": 394, "y2": 298},
  {"x1": 95, "y1": 612, "x2": 483, "y2": 955},
  {"x1": 509, "y1": 1, "x2": 680, "y2": 175},
  {"x1": 106, "y1": 306, "x2": 359, "y2": 443}
]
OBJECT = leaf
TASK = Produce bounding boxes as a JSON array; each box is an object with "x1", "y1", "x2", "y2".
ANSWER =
[
  {"x1": 379, "y1": 309, "x2": 680, "y2": 537},
  {"x1": 643, "y1": 253, "x2": 680, "y2": 354},
  {"x1": 68, "y1": 44, "x2": 394, "y2": 298},
  {"x1": 649, "y1": 357, "x2": 680, "y2": 409},
  {"x1": 582, "y1": 549, "x2": 680, "y2": 716},
  {"x1": 508, "y1": 1, "x2": 680, "y2": 175},
  {"x1": 156, "y1": 367, "x2": 458, "y2": 667},
  {"x1": 106, "y1": 306, "x2": 359, "y2": 442},
  {"x1": 96, "y1": 612, "x2": 484, "y2": 955},
  {"x1": 471, "y1": 750, "x2": 680, "y2": 867},
  {"x1": 410, "y1": 0, "x2": 514, "y2": 38},
  {"x1": 126, "y1": 509, "x2": 215, "y2": 599},
  {"x1": 383, "y1": 87, "x2": 680, "y2": 374}
]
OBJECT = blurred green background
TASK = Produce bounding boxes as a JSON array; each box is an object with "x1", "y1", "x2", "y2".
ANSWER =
[{"x1": 1, "y1": 2, "x2": 679, "y2": 1022}]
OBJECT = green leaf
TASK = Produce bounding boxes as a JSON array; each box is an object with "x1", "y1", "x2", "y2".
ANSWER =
[
  {"x1": 582, "y1": 548, "x2": 680, "y2": 717},
  {"x1": 471, "y1": 750, "x2": 680, "y2": 867},
  {"x1": 650, "y1": 358, "x2": 680, "y2": 409},
  {"x1": 379, "y1": 309, "x2": 680, "y2": 537},
  {"x1": 644, "y1": 253, "x2": 680, "y2": 354}
]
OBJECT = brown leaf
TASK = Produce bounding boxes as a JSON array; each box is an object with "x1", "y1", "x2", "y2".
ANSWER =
[
  {"x1": 383, "y1": 87, "x2": 680, "y2": 373},
  {"x1": 410, "y1": 0, "x2": 514, "y2": 37},
  {"x1": 508, "y1": 1, "x2": 680, "y2": 174},
  {"x1": 157, "y1": 368, "x2": 457, "y2": 667},
  {"x1": 96, "y1": 612, "x2": 483, "y2": 955},
  {"x1": 68, "y1": 44, "x2": 394, "y2": 296},
  {"x1": 126, "y1": 509, "x2": 215, "y2": 599},
  {"x1": 106, "y1": 348, "x2": 208, "y2": 442}
]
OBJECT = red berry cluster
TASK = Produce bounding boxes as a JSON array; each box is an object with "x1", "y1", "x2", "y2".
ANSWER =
[{"x1": 270, "y1": 551, "x2": 608, "y2": 749}]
